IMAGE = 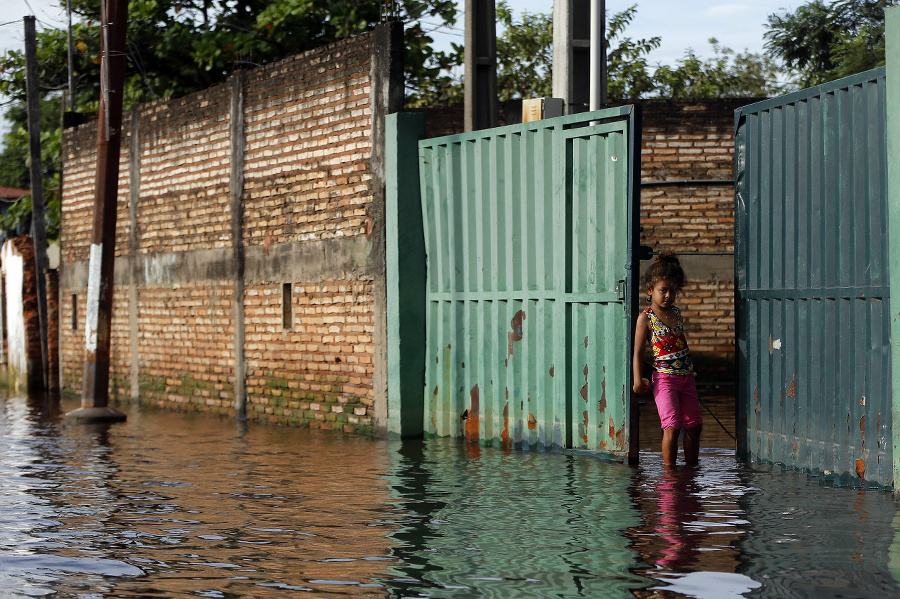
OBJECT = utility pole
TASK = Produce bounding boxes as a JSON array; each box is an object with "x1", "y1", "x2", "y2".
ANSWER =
[
  {"x1": 463, "y1": 0, "x2": 498, "y2": 131},
  {"x1": 67, "y1": 0, "x2": 129, "y2": 422},
  {"x1": 24, "y1": 16, "x2": 51, "y2": 392}
]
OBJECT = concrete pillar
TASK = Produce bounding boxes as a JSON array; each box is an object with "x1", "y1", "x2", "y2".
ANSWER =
[
  {"x1": 552, "y1": 0, "x2": 594, "y2": 114},
  {"x1": 230, "y1": 70, "x2": 247, "y2": 420},
  {"x1": 128, "y1": 106, "x2": 141, "y2": 403},
  {"x1": 371, "y1": 22, "x2": 406, "y2": 437}
]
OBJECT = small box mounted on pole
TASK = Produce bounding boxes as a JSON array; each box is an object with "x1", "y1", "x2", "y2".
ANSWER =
[{"x1": 521, "y1": 98, "x2": 565, "y2": 123}]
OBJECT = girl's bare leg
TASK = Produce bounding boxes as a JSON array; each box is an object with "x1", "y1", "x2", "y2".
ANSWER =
[
  {"x1": 662, "y1": 428, "x2": 680, "y2": 467},
  {"x1": 683, "y1": 425, "x2": 702, "y2": 466}
]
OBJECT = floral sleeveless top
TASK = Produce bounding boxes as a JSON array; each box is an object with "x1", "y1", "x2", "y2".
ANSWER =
[{"x1": 645, "y1": 306, "x2": 694, "y2": 375}]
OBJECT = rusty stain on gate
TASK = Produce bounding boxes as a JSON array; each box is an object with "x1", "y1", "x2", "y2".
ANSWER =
[{"x1": 418, "y1": 107, "x2": 641, "y2": 459}]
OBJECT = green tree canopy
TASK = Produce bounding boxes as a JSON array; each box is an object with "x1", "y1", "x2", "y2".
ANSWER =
[
  {"x1": 486, "y1": 3, "x2": 786, "y2": 101},
  {"x1": 605, "y1": 4, "x2": 662, "y2": 99},
  {"x1": 0, "y1": 0, "x2": 458, "y2": 109},
  {"x1": 0, "y1": 0, "x2": 458, "y2": 238},
  {"x1": 654, "y1": 39, "x2": 786, "y2": 98},
  {"x1": 764, "y1": 0, "x2": 896, "y2": 88}
]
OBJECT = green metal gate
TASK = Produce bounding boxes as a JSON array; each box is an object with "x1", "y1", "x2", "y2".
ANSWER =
[
  {"x1": 415, "y1": 107, "x2": 641, "y2": 458},
  {"x1": 734, "y1": 68, "x2": 892, "y2": 487}
]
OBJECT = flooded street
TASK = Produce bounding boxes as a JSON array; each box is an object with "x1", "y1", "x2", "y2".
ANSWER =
[{"x1": 1, "y1": 392, "x2": 898, "y2": 598}]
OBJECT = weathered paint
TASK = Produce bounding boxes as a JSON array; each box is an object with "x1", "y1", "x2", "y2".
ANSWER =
[
  {"x1": 735, "y1": 67, "x2": 892, "y2": 487},
  {"x1": 419, "y1": 107, "x2": 640, "y2": 458}
]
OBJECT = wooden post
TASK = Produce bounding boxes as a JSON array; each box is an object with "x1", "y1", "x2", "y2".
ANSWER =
[
  {"x1": 66, "y1": 0, "x2": 129, "y2": 422},
  {"x1": 24, "y1": 15, "x2": 50, "y2": 391}
]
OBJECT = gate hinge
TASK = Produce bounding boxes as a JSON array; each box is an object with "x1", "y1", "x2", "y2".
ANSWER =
[{"x1": 616, "y1": 280, "x2": 626, "y2": 302}]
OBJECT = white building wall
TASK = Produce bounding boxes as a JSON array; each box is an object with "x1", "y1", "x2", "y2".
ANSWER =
[{"x1": 2, "y1": 240, "x2": 27, "y2": 389}]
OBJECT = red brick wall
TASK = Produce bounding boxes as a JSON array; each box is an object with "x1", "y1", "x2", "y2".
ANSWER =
[
  {"x1": 638, "y1": 99, "x2": 738, "y2": 182},
  {"x1": 59, "y1": 29, "x2": 392, "y2": 432},
  {"x1": 242, "y1": 278, "x2": 375, "y2": 432},
  {"x1": 636, "y1": 99, "x2": 746, "y2": 377},
  {"x1": 137, "y1": 92, "x2": 232, "y2": 254},
  {"x1": 6, "y1": 237, "x2": 44, "y2": 391},
  {"x1": 60, "y1": 124, "x2": 98, "y2": 264},
  {"x1": 128, "y1": 283, "x2": 235, "y2": 411},
  {"x1": 242, "y1": 40, "x2": 375, "y2": 245},
  {"x1": 46, "y1": 269, "x2": 59, "y2": 391}
]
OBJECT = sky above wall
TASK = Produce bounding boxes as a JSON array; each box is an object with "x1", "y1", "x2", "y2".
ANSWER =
[
  {"x1": 0, "y1": 0, "x2": 798, "y2": 138},
  {"x1": 425, "y1": 1, "x2": 796, "y2": 68}
]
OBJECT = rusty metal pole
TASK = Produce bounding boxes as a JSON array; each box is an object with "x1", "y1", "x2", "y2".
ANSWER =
[{"x1": 66, "y1": 0, "x2": 128, "y2": 422}]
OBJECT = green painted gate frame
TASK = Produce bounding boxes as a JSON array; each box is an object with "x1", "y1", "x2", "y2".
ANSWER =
[
  {"x1": 887, "y1": 6, "x2": 900, "y2": 496},
  {"x1": 386, "y1": 108, "x2": 642, "y2": 462}
]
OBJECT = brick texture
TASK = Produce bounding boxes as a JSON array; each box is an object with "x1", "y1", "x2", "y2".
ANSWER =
[
  {"x1": 57, "y1": 36, "x2": 742, "y2": 432},
  {"x1": 636, "y1": 99, "x2": 743, "y2": 377},
  {"x1": 242, "y1": 39, "x2": 374, "y2": 246},
  {"x1": 9, "y1": 237, "x2": 44, "y2": 391},
  {"x1": 242, "y1": 278, "x2": 375, "y2": 432},
  {"x1": 138, "y1": 92, "x2": 232, "y2": 254},
  {"x1": 59, "y1": 30, "x2": 385, "y2": 433}
]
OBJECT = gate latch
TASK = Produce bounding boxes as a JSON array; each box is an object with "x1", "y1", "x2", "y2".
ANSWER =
[{"x1": 616, "y1": 280, "x2": 626, "y2": 302}]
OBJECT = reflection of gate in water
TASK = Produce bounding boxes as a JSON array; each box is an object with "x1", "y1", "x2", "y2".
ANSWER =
[
  {"x1": 734, "y1": 67, "x2": 892, "y2": 487},
  {"x1": 416, "y1": 108, "x2": 641, "y2": 458}
]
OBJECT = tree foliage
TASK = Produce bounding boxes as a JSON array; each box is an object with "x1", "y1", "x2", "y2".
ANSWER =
[
  {"x1": 1, "y1": 0, "x2": 458, "y2": 109},
  {"x1": 0, "y1": 97, "x2": 62, "y2": 240},
  {"x1": 407, "y1": 2, "x2": 671, "y2": 106},
  {"x1": 486, "y1": 3, "x2": 785, "y2": 101},
  {"x1": 0, "y1": 0, "x2": 458, "y2": 238},
  {"x1": 606, "y1": 4, "x2": 662, "y2": 99},
  {"x1": 764, "y1": 0, "x2": 897, "y2": 88},
  {"x1": 496, "y1": 1, "x2": 553, "y2": 101},
  {"x1": 655, "y1": 40, "x2": 786, "y2": 98}
]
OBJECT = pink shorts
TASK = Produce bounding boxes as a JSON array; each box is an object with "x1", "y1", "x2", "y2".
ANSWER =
[{"x1": 652, "y1": 371, "x2": 703, "y2": 430}]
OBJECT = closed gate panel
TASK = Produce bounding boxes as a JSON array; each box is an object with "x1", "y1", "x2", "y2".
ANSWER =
[
  {"x1": 735, "y1": 68, "x2": 891, "y2": 487},
  {"x1": 420, "y1": 108, "x2": 640, "y2": 457}
]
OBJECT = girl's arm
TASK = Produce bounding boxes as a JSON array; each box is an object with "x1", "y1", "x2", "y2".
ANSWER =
[{"x1": 632, "y1": 312, "x2": 650, "y2": 394}]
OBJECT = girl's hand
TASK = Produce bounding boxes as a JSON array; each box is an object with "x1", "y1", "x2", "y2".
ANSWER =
[{"x1": 633, "y1": 377, "x2": 650, "y2": 395}]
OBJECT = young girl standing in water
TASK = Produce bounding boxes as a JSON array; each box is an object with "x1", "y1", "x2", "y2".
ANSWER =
[{"x1": 632, "y1": 251, "x2": 702, "y2": 467}]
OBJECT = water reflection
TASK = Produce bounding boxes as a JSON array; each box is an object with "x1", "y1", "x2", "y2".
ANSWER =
[
  {"x1": 0, "y1": 392, "x2": 898, "y2": 598},
  {"x1": 0, "y1": 394, "x2": 399, "y2": 597},
  {"x1": 735, "y1": 465, "x2": 900, "y2": 597},
  {"x1": 384, "y1": 440, "x2": 644, "y2": 597}
]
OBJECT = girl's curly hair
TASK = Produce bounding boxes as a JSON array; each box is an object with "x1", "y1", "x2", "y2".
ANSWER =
[{"x1": 642, "y1": 250, "x2": 686, "y2": 291}]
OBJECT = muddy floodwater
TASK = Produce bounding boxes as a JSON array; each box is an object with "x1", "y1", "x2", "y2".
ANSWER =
[{"x1": 1, "y1": 392, "x2": 898, "y2": 598}]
